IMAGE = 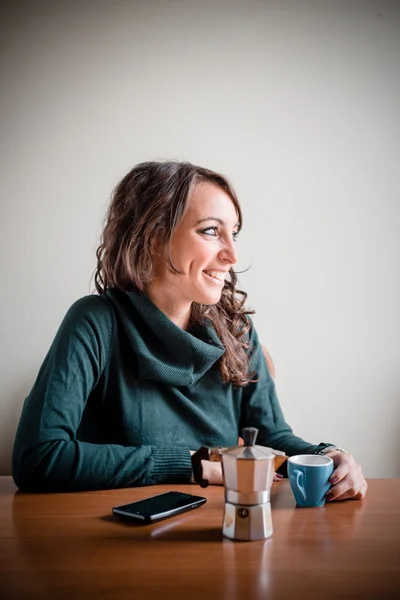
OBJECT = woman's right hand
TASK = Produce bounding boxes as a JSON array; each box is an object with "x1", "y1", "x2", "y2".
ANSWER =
[
  {"x1": 195, "y1": 459, "x2": 283, "y2": 486},
  {"x1": 201, "y1": 459, "x2": 224, "y2": 486},
  {"x1": 190, "y1": 450, "x2": 284, "y2": 486},
  {"x1": 190, "y1": 450, "x2": 224, "y2": 486}
]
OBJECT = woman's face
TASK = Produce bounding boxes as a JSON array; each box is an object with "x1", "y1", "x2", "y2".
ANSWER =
[{"x1": 153, "y1": 182, "x2": 240, "y2": 308}]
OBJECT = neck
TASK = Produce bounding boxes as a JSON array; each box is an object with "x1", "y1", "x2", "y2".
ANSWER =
[{"x1": 146, "y1": 283, "x2": 191, "y2": 330}]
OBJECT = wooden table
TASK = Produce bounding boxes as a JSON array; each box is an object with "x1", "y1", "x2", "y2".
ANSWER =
[{"x1": 1, "y1": 477, "x2": 399, "y2": 600}]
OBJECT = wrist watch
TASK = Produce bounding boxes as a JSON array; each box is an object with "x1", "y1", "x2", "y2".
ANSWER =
[
  {"x1": 191, "y1": 446, "x2": 223, "y2": 488},
  {"x1": 317, "y1": 444, "x2": 347, "y2": 455}
]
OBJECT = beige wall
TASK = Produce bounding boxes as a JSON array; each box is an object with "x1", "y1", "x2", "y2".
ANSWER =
[{"x1": 1, "y1": 0, "x2": 399, "y2": 477}]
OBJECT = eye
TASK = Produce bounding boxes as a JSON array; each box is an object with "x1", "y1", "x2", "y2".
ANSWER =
[
  {"x1": 199, "y1": 226, "x2": 218, "y2": 237},
  {"x1": 198, "y1": 226, "x2": 240, "y2": 241}
]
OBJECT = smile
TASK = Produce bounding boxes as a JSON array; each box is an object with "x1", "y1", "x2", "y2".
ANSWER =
[{"x1": 203, "y1": 270, "x2": 226, "y2": 285}]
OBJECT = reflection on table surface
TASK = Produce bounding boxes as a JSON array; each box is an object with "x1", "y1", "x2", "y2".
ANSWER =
[{"x1": 0, "y1": 477, "x2": 399, "y2": 600}]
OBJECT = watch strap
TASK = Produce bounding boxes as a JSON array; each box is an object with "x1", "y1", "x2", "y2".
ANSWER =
[
  {"x1": 191, "y1": 447, "x2": 211, "y2": 488},
  {"x1": 191, "y1": 446, "x2": 224, "y2": 487},
  {"x1": 319, "y1": 446, "x2": 347, "y2": 455},
  {"x1": 314, "y1": 443, "x2": 347, "y2": 455},
  {"x1": 313, "y1": 442, "x2": 335, "y2": 455}
]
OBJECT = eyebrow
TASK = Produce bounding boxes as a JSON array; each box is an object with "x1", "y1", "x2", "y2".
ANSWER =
[{"x1": 195, "y1": 217, "x2": 241, "y2": 228}]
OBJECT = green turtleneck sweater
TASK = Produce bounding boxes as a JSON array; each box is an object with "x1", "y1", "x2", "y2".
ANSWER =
[{"x1": 12, "y1": 288, "x2": 323, "y2": 492}]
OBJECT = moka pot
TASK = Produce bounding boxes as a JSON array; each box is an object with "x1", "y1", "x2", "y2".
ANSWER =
[{"x1": 221, "y1": 427, "x2": 275, "y2": 541}]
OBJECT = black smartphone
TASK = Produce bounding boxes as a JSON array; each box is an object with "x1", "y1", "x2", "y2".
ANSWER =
[{"x1": 112, "y1": 491, "x2": 207, "y2": 524}]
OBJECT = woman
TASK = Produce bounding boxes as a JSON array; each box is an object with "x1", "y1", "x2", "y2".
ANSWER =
[{"x1": 12, "y1": 161, "x2": 367, "y2": 501}]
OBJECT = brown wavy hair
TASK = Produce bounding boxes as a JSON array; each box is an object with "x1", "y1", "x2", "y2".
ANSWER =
[{"x1": 94, "y1": 161, "x2": 255, "y2": 386}]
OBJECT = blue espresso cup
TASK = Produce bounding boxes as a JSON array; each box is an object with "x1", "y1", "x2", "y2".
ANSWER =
[{"x1": 288, "y1": 455, "x2": 334, "y2": 507}]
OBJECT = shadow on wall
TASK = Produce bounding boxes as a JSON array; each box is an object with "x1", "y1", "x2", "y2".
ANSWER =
[{"x1": 0, "y1": 377, "x2": 35, "y2": 476}]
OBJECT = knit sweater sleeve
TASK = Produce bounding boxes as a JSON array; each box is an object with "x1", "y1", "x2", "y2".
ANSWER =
[
  {"x1": 12, "y1": 297, "x2": 192, "y2": 492},
  {"x1": 240, "y1": 320, "x2": 331, "y2": 456}
]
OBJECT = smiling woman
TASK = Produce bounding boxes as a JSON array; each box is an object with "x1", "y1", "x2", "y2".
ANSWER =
[
  {"x1": 12, "y1": 160, "x2": 367, "y2": 501},
  {"x1": 93, "y1": 162, "x2": 252, "y2": 388}
]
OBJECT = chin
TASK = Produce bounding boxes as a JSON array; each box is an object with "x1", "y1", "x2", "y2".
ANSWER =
[
  {"x1": 198, "y1": 298, "x2": 220, "y2": 306},
  {"x1": 194, "y1": 291, "x2": 223, "y2": 306}
]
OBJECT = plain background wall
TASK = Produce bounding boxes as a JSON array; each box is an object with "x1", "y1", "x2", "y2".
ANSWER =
[{"x1": 1, "y1": 0, "x2": 399, "y2": 478}]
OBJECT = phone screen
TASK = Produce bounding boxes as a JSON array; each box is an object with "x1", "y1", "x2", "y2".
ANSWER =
[{"x1": 112, "y1": 491, "x2": 207, "y2": 523}]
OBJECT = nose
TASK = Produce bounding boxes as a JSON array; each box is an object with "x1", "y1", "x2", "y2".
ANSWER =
[{"x1": 219, "y1": 237, "x2": 238, "y2": 266}]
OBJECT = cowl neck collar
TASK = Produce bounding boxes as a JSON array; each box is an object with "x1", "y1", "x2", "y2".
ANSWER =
[{"x1": 106, "y1": 288, "x2": 225, "y2": 386}]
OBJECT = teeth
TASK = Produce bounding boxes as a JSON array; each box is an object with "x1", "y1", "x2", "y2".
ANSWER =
[{"x1": 204, "y1": 271, "x2": 225, "y2": 281}]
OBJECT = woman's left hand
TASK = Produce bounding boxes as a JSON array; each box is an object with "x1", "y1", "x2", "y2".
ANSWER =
[{"x1": 325, "y1": 450, "x2": 368, "y2": 502}]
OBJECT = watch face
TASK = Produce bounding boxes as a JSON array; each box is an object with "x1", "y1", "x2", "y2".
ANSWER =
[
  {"x1": 209, "y1": 448, "x2": 223, "y2": 462},
  {"x1": 316, "y1": 444, "x2": 335, "y2": 455},
  {"x1": 320, "y1": 446, "x2": 346, "y2": 455}
]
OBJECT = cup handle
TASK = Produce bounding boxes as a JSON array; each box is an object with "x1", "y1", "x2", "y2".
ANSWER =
[{"x1": 294, "y1": 469, "x2": 306, "y2": 501}]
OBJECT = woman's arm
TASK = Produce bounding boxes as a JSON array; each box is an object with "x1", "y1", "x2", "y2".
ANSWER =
[{"x1": 12, "y1": 297, "x2": 192, "y2": 492}]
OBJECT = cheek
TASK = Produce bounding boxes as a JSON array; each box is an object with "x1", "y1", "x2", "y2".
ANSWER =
[
  {"x1": 171, "y1": 238, "x2": 211, "y2": 273},
  {"x1": 188, "y1": 246, "x2": 213, "y2": 276}
]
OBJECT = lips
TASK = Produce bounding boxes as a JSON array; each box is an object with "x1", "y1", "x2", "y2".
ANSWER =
[{"x1": 203, "y1": 270, "x2": 227, "y2": 282}]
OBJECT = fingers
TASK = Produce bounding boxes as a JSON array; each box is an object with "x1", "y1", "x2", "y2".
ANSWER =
[
  {"x1": 353, "y1": 481, "x2": 368, "y2": 500},
  {"x1": 334, "y1": 479, "x2": 368, "y2": 502},
  {"x1": 326, "y1": 461, "x2": 367, "y2": 502},
  {"x1": 329, "y1": 459, "x2": 351, "y2": 486},
  {"x1": 328, "y1": 451, "x2": 357, "y2": 485}
]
